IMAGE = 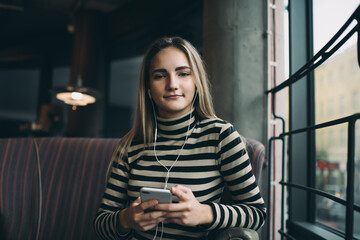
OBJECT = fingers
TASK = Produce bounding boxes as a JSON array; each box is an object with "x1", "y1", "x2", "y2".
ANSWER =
[
  {"x1": 134, "y1": 197, "x2": 170, "y2": 221},
  {"x1": 143, "y1": 210, "x2": 168, "y2": 221},
  {"x1": 171, "y1": 185, "x2": 190, "y2": 194},
  {"x1": 134, "y1": 196, "x2": 141, "y2": 203},
  {"x1": 128, "y1": 186, "x2": 209, "y2": 228},
  {"x1": 154, "y1": 202, "x2": 191, "y2": 212},
  {"x1": 134, "y1": 197, "x2": 159, "y2": 213},
  {"x1": 136, "y1": 212, "x2": 167, "y2": 230},
  {"x1": 137, "y1": 209, "x2": 169, "y2": 232},
  {"x1": 125, "y1": 197, "x2": 170, "y2": 232},
  {"x1": 171, "y1": 185, "x2": 193, "y2": 202}
]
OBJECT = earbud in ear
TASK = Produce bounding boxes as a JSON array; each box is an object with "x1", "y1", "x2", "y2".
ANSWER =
[{"x1": 147, "y1": 89, "x2": 152, "y2": 99}]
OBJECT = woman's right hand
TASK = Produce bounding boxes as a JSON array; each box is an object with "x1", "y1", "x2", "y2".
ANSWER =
[{"x1": 118, "y1": 197, "x2": 167, "y2": 232}]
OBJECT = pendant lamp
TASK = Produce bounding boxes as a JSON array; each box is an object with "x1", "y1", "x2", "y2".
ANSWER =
[{"x1": 51, "y1": 75, "x2": 101, "y2": 110}]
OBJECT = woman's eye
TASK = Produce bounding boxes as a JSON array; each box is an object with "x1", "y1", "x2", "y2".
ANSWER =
[
  {"x1": 179, "y1": 72, "x2": 190, "y2": 77},
  {"x1": 153, "y1": 74, "x2": 165, "y2": 79}
]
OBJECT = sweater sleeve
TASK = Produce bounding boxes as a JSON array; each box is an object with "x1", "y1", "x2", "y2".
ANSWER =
[
  {"x1": 93, "y1": 154, "x2": 132, "y2": 240},
  {"x1": 205, "y1": 123, "x2": 266, "y2": 231}
]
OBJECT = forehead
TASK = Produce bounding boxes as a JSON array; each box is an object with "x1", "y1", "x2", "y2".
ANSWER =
[{"x1": 150, "y1": 47, "x2": 190, "y2": 70}]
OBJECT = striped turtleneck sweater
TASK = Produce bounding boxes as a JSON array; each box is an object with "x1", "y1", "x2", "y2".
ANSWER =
[{"x1": 94, "y1": 110, "x2": 266, "y2": 239}]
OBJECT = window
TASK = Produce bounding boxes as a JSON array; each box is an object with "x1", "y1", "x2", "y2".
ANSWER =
[
  {"x1": 313, "y1": 3, "x2": 359, "y2": 235},
  {"x1": 353, "y1": 92, "x2": 359, "y2": 110},
  {"x1": 108, "y1": 56, "x2": 141, "y2": 109},
  {"x1": 327, "y1": 71, "x2": 333, "y2": 83},
  {"x1": 340, "y1": 127, "x2": 346, "y2": 147},
  {"x1": 274, "y1": 0, "x2": 360, "y2": 239},
  {"x1": 328, "y1": 129, "x2": 334, "y2": 147},
  {"x1": 319, "y1": 74, "x2": 324, "y2": 87},
  {"x1": 350, "y1": 57, "x2": 358, "y2": 74},
  {"x1": 319, "y1": 101, "x2": 324, "y2": 118},
  {"x1": 338, "y1": 65, "x2": 345, "y2": 79},
  {"x1": 312, "y1": 1, "x2": 360, "y2": 233},
  {"x1": 0, "y1": 68, "x2": 40, "y2": 121},
  {"x1": 0, "y1": 68, "x2": 41, "y2": 137},
  {"x1": 327, "y1": 99, "x2": 334, "y2": 117},
  {"x1": 339, "y1": 96, "x2": 345, "y2": 114},
  {"x1": 105, "y1": 55, "x2": 142, "y2": 137}
]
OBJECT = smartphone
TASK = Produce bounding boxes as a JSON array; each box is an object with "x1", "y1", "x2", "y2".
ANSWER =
[{"x1": 140, "y1": 187, "x2": 172, "y2": 203}]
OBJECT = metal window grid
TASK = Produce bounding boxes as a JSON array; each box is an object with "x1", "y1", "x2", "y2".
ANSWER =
[{"x1": 266, "y1": 5, "x2": 360, "y2": 240}]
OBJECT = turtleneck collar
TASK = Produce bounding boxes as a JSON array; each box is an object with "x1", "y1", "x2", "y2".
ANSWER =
[{"x1": 156, "y1": 108, "x2": 197, "y2": 139}]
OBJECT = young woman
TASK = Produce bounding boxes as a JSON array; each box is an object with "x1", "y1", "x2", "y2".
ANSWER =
[{"x1": 94, "y1": 37, "x2": 266, "y2": 239}]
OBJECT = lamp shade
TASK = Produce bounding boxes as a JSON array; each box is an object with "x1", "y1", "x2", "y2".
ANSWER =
[{"x1": 51, "y1": 76, "x2": 102, "y2": 109}]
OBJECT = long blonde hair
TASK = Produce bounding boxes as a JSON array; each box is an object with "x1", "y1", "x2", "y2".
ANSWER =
[{"x1": 112, "y1": 36, "x2": 216, "y2": 165}]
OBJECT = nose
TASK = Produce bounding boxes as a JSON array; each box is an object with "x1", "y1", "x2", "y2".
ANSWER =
[{"x1": 167, "y1": 73, "x2": 179, "y2": 90}]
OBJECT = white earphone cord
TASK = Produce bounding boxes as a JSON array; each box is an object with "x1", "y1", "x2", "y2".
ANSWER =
[
  {"x1": 150, "y1": 93, "x2": 197, "y2": 189},
  {"x1": 149, "y1": 92, "x2": 197, "y2": 240}
]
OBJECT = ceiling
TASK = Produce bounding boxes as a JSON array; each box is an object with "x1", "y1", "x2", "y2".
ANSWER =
[{"x1": 0, "y1": 0, "x2": 203, "y2": 66}]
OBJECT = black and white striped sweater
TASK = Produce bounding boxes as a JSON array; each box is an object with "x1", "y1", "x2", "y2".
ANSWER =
[{"x1": 94, "y1": 110, "x2": 266, "y2": 239}]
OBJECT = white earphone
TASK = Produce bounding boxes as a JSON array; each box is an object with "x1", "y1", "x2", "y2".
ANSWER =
[{"x1": 149, "y1": 90, "x2": 197, "y2": 240}]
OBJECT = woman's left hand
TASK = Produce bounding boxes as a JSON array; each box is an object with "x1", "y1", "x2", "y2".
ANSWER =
[{"x1": 153, "y1": 185, "x2": 214, "y2": 226}]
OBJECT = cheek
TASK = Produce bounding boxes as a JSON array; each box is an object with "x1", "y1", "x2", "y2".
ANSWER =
[
  {"x1": 149, "y1": 82, "x2": 163, "y2": 96},
  {"x1": 185, "y1": 81, "x2": 196, "y2": 95}
]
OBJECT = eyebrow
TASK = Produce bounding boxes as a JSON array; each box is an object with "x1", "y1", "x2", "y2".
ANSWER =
[
  {"x1": 151, "y1": 66, "x2": 191, "y2": 75},
  {"x1": 175, "y1": 66, "x2": 191, "y2": 71}
]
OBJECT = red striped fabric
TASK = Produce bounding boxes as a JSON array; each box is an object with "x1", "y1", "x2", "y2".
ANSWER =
[
  {"x1": 246, "y1": 138, "x2": 266, "y2": 180},
  {"x1": 0, "y1": 137, "x2": 264, "y2": 239},
  {"x1": 0, "y1": 137, "x2": 119, "y2": 240}
]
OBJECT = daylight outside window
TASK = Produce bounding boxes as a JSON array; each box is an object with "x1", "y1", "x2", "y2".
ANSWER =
[{"x1": 313, "y1": 0, "x2": 360, "y2": 235}]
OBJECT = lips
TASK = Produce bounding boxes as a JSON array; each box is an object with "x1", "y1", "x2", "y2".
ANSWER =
[{"x1": 164, "y1": 94, "x2": 183, "y2": 99}]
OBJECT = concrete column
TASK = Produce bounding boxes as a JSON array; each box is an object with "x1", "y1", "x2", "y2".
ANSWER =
[{"x1": 203, "y1": 0, "x2": 267, "y2": 143}]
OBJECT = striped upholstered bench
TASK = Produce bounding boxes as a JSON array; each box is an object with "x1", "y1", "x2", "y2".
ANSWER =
[
  {"x1": 0, "y1": 137, "x2": 265, "y2": 240},
  {"x1": 0, "y1": 138, "x2": 118, "y2": 240}
]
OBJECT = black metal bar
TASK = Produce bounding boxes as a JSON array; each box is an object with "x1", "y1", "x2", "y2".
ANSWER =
[
  {"x1": 306, "y1": 0, "x2": 316, "y2": 223},
  {"x1": 287, "y1": 25, "x2": 357, "y2": 83},
  {"x1": 287, "y1": 0, "x2": 294, "y2": 230},
  {"x1": 266, "y1": 24, "x2": 358, "y2": 94},
  {"x1": 356, "y1": 204, "x2": 360, "y2": 213},
  {"x1": 271, "y1": 90, "x2": 286, "y2": 133},
  {"x1": 280, "y1": 180, "x2": 360, "y2": 211},
  {"x1": 345, "y1": 118, "x2": 356, "y2": 240},
  {"x1": 266, "y1": 5, "x2": 360, "y2": 95},
  {"x1": 280, "y1": 181, "x2": 347, "y2": 205},
  {"x1": 288, "y1": 81, "x2": 293, "y2": 226},
  {"x1": 280, "y1": 136, "x2": 285, "y2": 240},
  {"x1": 278, "y1": 230, "x2": 297, "y2": 240},
  {"x1": 267, "y1": 5, "x2": 360, "y2": 94},
  {"x1": 280, "y1": 113, "x2": 360, "y2": 137}
]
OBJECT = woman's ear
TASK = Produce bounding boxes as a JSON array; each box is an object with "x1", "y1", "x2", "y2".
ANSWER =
[{"x1": 147, "y1": 89, "x2": 152, "y2": 99}]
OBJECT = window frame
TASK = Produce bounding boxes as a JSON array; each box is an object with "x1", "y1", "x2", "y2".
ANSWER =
[{"x1": 267, "y1": 0, "x2": 360, "y2": 239}]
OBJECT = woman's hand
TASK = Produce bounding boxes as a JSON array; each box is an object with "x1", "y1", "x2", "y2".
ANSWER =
[
  {"x1": 118, "y1": 197, "x2": 167, "y2": 233},
  {"x1": 154, "y1": 185, "x2": 214, "y2": 226}
]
